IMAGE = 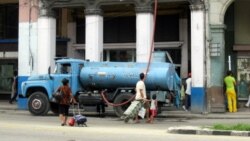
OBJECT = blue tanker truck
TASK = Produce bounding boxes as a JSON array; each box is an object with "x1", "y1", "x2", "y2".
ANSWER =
[{"x1": 20, "y1": 58, "x2": 181, "y2": 117}]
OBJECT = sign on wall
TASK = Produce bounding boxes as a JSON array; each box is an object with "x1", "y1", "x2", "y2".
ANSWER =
[{"x1": 237, "y1": 57, "x2": 250, "y2": 100}]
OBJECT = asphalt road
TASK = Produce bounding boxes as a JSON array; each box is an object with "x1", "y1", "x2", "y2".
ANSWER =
[{"x1": 1, "y1": 109, "x2": 250, "y2": 141}]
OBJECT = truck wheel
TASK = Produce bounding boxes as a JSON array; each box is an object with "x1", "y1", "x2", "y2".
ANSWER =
[
  {"x1": 28, "y1": 92, "x2": 50, "y2": 116},
  {"x1": 50, "y1": 102, "x2": 59, "y2": 115},
  {"x1": 113, "y1": 93, "x2": 133, "y2": 117}
]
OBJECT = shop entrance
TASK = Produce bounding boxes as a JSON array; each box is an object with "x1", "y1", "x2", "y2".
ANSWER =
[{"x1": 0, "y1": 59, "x2": 17, "y2": 95}]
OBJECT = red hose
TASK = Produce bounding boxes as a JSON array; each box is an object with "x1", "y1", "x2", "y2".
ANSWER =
[
  {"x1": 145, "y1": 0, "x2": 158, "y2": 76},
  {"x1": 100, "y1": 90, "x2": 135, "y2": 107}
]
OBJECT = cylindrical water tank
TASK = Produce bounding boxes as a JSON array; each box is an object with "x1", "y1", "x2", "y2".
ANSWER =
[{"x1": 80, "y1": 62, "x2": 180, "y2": 91}]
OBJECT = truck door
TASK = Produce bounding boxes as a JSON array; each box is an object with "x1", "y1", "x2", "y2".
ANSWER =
[
  {"x1": 53, "y1": 63, "x2": 72, "y2": 91},
  {"x1": 69, "y1": 63, "x2": 84, "y2": 96}
]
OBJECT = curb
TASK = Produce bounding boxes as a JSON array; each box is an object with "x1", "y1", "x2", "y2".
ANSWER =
[
  {"x1": 167, "y1": 126, "x2": 250, "y2": 137},
  {"x1": 160, "y1": 114, "x2": 250, "y2": 119}
]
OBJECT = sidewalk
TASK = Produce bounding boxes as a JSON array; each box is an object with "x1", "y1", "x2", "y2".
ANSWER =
[
  {"x1": 1, "y1": 100, "x2": 250, "y2": 137},
  {"x1": 161, "y1": 108, "x2": 250, "y2": 119},
  {"x1": 0, "y1": 100, "x2": 18, "y2": 110}
]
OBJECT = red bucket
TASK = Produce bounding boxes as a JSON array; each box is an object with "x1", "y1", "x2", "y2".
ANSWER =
[{"x1": 68, "y1": 117, "x2": 75, "y2": 126}]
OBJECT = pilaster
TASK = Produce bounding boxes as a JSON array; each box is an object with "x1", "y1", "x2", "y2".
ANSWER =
[
  {"x1": 190, "y1": 3, "x2": 206, "y2": 113},
  {"x1": 85, "y1": 7, "x2": 103, "y2": 61},
  {"x1": 37, "y1": 0, "x2": 56, "y2": 74},
  {"x1": 209, "y1": 24, "x2": 226, "y2": 86},
  {"x1": 135, "y1": 5, "x2": 153, "y2": 62}
]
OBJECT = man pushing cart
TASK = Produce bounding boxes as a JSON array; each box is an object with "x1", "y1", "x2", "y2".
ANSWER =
[{"x1": 122, "y1": 73, "x2": 150, "y2": 123}]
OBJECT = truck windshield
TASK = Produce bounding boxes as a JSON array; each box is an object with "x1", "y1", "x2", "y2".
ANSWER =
[{"x1": 55, "y1": 63, "x2": 71, "y2": 74}]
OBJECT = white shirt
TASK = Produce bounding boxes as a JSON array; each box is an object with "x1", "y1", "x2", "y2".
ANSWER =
[
  {"x1": 150, "y1": 99, "x2": 157, "y2": 110},
  {"x1": 185, "y1": 77, "x2": 192, "y2": 95},
  {"x1": 135, "y1": 80, "x2": 146, "y2": 100}
]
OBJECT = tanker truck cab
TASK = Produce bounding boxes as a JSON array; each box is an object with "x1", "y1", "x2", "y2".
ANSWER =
[
  {"x1": 21, "y1": 58, "x2": 85, "y2": 116},
  {"x1": 53, "y1": 59, "x2": 85, "y2": 98}
]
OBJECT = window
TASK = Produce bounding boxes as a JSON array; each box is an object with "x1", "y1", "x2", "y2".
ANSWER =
[
  {"x1": 0, "y1": 4, "x2": 18, "y2": 39},
  {"x1": 55, "y1": 63, "x2": 71, "y2": 74},
  {"x1": 155, "y1": 15, "x2": 179, "y2": 42},
  {"x1": 0, "y1": 59, "x2": 17, "y2": 94},
  {"x1": 104, "y1": 16, "x2": 136, "y2": 43},
  {"x1": 76, "y1": 18, "x2": 85, "y2": 44},
  {"x1": 61, "y1": 64, "x2": 71, "y2": 74},
  {"x1": 103, "y1": 50, "x2": 135, "y2": 62}
]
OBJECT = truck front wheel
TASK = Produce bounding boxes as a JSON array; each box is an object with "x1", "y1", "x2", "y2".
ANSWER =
[
  {"x1": 28, "y1": 92, "x2": 50, "y2": 116},
  {"x1": 113, "y1": 93, "x2": 134, "y2": 117}
]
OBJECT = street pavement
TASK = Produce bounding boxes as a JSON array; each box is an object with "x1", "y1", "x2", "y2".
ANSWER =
[{"x1": 1, "y1": 100, "x2": 250, "y2": 137}]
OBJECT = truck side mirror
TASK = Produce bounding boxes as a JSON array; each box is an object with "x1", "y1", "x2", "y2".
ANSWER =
[
  {"x1": 48, "y1": 66, "x2": 53, "y2": 80},
  {"x1": 48, "y1": 66, "x2": 51, "y2": 74}
]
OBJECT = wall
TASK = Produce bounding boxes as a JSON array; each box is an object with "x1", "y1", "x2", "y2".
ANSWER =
[{"x1": 209, "y1": 0, "x2": 233, "y2": 24}]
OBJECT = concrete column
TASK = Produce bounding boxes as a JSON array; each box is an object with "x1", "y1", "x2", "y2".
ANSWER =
[
  {"x1": 210, "y1": 25, "x2": 226, "y2": 86},
  {"x1": 85, "y1": 9, "x2": 103, "y2": 61},
  {"x1": 207, "y1": 25, "x2": 226, "y2": 113},
  {"x1": 37, "y1": 4, "x2": 56, "y2": 74},
  {"x1": 179, "y1": 13, "x2": 189, "y2": 78},
  {"x1": 18, "y1": 0, "x2": 39, "y2": 86},
  {"x1": 190, "y1": 4, "x2": 206, "y2": 113},
  {"x1": 135, "y1": 6, "x2": 153, "y2": 62}
]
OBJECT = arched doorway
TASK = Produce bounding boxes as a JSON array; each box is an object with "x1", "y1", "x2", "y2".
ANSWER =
[{"x1": 224, "y1": 0, "x2": 250, "y2": 107}]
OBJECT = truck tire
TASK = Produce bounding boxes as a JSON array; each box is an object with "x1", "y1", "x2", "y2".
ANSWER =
[
  {"x1": 50, "y1": 102, "x2": 59, "y2": 115},
  {"x1": 28, "y1": 92, "x2": 50, "y2": 116},
  {"x1": 113, "y1": 93, "x2": 134, "y2": 117}
]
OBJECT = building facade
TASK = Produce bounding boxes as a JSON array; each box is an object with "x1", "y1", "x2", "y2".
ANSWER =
[
  {"x1": 0, "y1": 0, "x2": 249, "y2": 112},
  {"x1": 208, "y1": 0, "x2": 250, "y2": 112}
]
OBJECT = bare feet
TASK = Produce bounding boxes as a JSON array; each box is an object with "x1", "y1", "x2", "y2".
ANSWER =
[{"x1": 146, "y1": 119, "x2": 151, "y2": 123}]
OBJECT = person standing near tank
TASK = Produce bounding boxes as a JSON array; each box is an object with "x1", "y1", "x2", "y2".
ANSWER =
[
  {"x1": 134, "y1": 73, "x2": 150, "y2": 123},
  {"x1": 224, "y1": 70, "x2": 237, "y2": 112},
  {"x1": 182, "y1": 73, "x2": 191, "y2": 111},
  {"x1": 9, "y1": 70, "x2": 18, "y2": 104},
  {"x1": 148, "y1": 94, "x2": 158, "y2": 123}
]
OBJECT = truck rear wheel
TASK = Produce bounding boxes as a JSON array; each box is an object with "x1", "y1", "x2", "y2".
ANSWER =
[
  {"x1": 113, "y1": 93, "x2": 134, "y2": 117},
  {"x1": 28, "y1": 92, "x2": 50, "y2": 116}
]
